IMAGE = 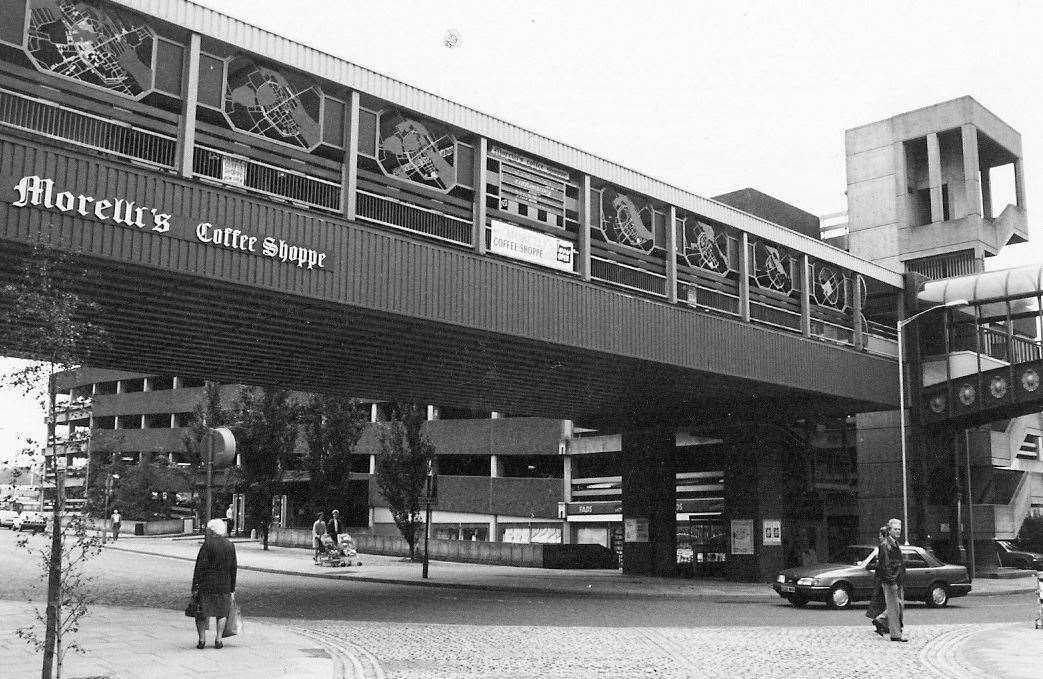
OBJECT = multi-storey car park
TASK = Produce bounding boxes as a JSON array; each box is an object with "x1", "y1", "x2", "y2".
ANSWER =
[{"x1": 2, "y1": 0, "x2": 1040, "y2": 583}]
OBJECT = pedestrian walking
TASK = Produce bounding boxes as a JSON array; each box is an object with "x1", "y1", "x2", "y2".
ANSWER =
[
  {"x1": 873, "y1": 518, "x2": 907, "y2": 642},
  {"x1": 312, "y1": 512, "x2": 326, "y2": 563},
  {"x1": 867, "y1": 525, "x2": 888, "y2": 634},
  {"x1": 326, "y1": 509, "x2": 344, "y2": 543},
  {"x1": 225, "y1": 503, "x2": 235, "y2": 536},
  {"x1": 191, "y1": 518, "x2": 238, "y2": 649},
  {"x1": 111, "y1": 509, "x2": 121, "y2": 542}
]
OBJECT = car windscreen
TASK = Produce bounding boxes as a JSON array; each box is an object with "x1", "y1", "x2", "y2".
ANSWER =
[{"x1": 828, "y1": 546, "x2": 875, "y2": 565}]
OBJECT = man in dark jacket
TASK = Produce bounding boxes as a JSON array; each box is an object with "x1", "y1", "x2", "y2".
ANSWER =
[
  {"x1": 327, "y1": 509, "x2": 345, "y2": 543},
  {"x1": 873, "y1": 518, "x2": 907, "y2": 642}
]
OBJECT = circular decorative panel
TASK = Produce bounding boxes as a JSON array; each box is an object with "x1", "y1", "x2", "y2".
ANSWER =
[
  {"x1": 26, "y1": 0, "x2": 156, "y2": 98},
  {"x1": 928, "y1": 394, "x2": 946, "y2": 414},
  {"x1": 957, "y1": 383, "x2": 976, "y2": 406},
  {"x1": 813, "y1": 265, "x2": 845, "y2": 309},
  {"x1": 753, "y1": 241, "x2": 792, "y2": 294},
  {"x1": 377, "y1": 112, "x2": 458, "y2": 192},
  {"x1": 225, "y1": 56, "x2": 323, "y2": 150},
  {"x1": 1022, "y1": 368, "x2": 1040, "y2": 393},
  {"x1": 681, "y1": 221, "x2": 729, "y2": 273},
  {"x1": 598, "y1": 187, "x2": 654, "y2": 253},
  {"x1": 989, "y1": 375, "x2": 1008, "y2": 399}
]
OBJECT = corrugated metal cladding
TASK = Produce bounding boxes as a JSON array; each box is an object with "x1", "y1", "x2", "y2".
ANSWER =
[
  {"x1": 0, "y1": 136, "x2": 897, "y2": 409},
  {"x1": 114, "y1": 0, "x2": 900, "y2": 286}
]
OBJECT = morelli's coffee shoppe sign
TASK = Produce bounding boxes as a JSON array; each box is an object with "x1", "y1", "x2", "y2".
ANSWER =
[{"x1": 7, "y1": 174, "x2": 330, "y2": 270}]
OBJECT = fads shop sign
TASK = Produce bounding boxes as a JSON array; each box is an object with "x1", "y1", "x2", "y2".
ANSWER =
[{"x1": 6, "y1": 174, "x2": 330, "y2": 270}]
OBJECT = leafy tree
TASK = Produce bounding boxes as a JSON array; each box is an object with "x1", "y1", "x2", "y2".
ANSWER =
[
  {"x1": 181, "y1": 381, "x2": 232, "y2": 525},
  {"x1": 232, "y1": 386, "x2": 299, "y2": 550},
  {"x1": 301, "y1": 394, "x2": 367, "y2": 518},
  {"x1": 1016, "y1": 515, "x2": 1043, "y2": 552},
  {"x1": 0, "y1": 239, "x2": 107, "y2": 678},
  {"x1": 374, "y1": 403, "x2": 434, "y2": 560}
]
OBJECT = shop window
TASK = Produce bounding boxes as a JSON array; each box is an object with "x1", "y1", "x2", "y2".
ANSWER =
[{"x1": 501, "y1": 455, "x2": 562, "y2": 478}]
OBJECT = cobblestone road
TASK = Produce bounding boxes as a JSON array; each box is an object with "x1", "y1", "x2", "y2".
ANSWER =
[{"x1": 297, "y1": 621, "x2": 1008, "y2": 679}]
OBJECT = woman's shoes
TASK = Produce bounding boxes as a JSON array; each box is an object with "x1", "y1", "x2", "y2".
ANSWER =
[
  {"x1": 872, "y1": 619, "x2": 888, "y2": 636},
  {"x1": 196, "y1": 641, "x2": 206, "y2": 649},
  {"x1": 214, "y1": 640, "x2": 224, "y2": 649}
]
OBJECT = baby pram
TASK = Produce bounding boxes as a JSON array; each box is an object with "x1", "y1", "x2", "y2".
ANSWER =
[{"x1": 316, "y1": 533, "x2": 362, "y2": 567}]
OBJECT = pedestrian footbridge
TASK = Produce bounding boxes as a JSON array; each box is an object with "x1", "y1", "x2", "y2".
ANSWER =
[{"x1": 917, "y1": 264, "x2": 1043, "y2": 427}]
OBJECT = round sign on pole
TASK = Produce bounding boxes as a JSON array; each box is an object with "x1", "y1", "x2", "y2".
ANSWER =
[{"x1": 210, "y1": 427, "x2": 236, "y2": 468}]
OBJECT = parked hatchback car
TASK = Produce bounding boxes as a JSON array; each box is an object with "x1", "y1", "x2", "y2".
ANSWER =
[
  {"x1": 12, "y1": 511, "x2": 47, "y2": 533},
  {"x1": 773, "y1": 544, "x2": 971, "y2": 609},
  {"x1": 995, "y1": 540, "x2": 1043, "y2": 570}
]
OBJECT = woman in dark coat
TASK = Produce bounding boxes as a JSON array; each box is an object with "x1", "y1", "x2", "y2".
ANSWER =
[{"x1": 192, "y1": 518, "x2": 238, "y2": 648}]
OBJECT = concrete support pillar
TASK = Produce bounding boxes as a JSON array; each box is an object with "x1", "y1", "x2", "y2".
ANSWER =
[
  {"x1": 490, "y1": 455, "x2": 502, "y2": 478},
  {"x1": 578, "y1": 175, "x2": 592, "y2": 281},
  {"x1": 172, "y1": 376, "x2": 181, "y2": 389},
  {"x1": 473, "y1": 137, "x2": 488, "y2": 255},
  {"x1": 343, "y1": 90, "x2": 360, "y2": 220},
  {"x1": 800, "y1": 254, "x2": 811, "y2": 338},
  {"x1": 852, "y1": 274, "x2": 863, "y2": 348},
  {"x1": 927, "y1": 132, "x2": 944, "y2": 223},
  {"x1": 370, "y1": 403, "x2": 379, "y2": 423},
  {"x1": 562, "y1": 455, "x2": 572, "y2": 502},
  {"x1": 1014, "y1": 158, "x2": 1027, "y2": 210},
  {"x1": 980, "y1": 166, "x2": 993, "y2": 219},
  {"x1": 893, "y1": 141, "x2": 909, "y2": 228},
  {"x1": 620, "y1": 429, "x2": 676, "y2": 576},
  {"x1": 739, "y1": 232, "x2": 751, "y2": 323},
  {"x1": 960, "y1": 124, "x2": 982, "y2": 218},
  {"x1": 489, "y1": 515, "x2": 499, "y2": 542},
  {"x1": 177, "y1": 33, "x2": 201, "y2": 178},
  {"x1": 143, "y1": 377, "x2": 152, "y2": 392},
  {"x1": 426, "y1": 405, "x2": 438, "y2": 420},
  {"x1": 665, "y1": 206, "x2": 678, "y2": 303},
  {"x1": 368, "y1": 454, "x2": 376, "y2": 475}
]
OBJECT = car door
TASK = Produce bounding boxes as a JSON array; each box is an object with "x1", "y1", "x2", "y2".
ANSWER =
[{"x1": 900, "y1": 547, "x2": 932, "y2": 599}]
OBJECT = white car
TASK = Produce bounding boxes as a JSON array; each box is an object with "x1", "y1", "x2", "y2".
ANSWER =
[{"x1": 0, "y1": 510, "x2": 19, "y2": 528}]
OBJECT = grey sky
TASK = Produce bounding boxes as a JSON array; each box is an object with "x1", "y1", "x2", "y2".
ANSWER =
[{"x1": 2, "y1": 0, "x2": 1042, "y2": 460}]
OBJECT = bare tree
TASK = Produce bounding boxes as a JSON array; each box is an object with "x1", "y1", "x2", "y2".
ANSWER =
[
  {"x1": 16, "y1": 514, "x2": 101, "y2": 679},
  {"x1": 374, "y1": 403, "x2": 434, "y2": 560}
]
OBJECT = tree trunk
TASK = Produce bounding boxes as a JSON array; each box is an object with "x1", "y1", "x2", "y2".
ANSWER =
[{"x1": 42, "y1": 371, "x2": 60, "y2": 679}]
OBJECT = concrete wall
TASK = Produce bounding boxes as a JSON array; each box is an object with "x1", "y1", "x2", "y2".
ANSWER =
[{"x1": 268, "y1": 526, "x2": 546, "y2": 567}]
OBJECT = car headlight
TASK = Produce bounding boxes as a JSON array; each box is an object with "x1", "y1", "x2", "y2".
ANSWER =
[
  {"x1": 776, "y1": 574, "x2": 786, "y2": 583},
  {"x1": 797, "y1": 577, "x2": 819, "y2": 586}
]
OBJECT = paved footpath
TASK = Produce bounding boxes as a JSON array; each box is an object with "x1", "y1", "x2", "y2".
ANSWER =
[
  {"x1": 3, "y1": 536, "x2": 1038, "y2": 678},
  {"x1": 0, "y1": 600, "x2": 349, "y2": 679}
]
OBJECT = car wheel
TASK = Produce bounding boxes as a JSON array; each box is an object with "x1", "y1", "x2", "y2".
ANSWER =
[
  {"x1": 786, "y1": 595, "x2": 809, "y2": 608},
  {"x1": 826, "y1": 583, "x2": 852, "y2": 609},
  {"x1": 925, "y1": 582, "x2": 949, "y2": 608}
]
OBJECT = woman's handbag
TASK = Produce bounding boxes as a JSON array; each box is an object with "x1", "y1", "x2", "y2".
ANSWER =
[
  {"x1": 222, "y1": 594, "x2": 242, "y2": 637},
  {"x1": 184, "y1": 592, "x2": 200, "y2": 618}
]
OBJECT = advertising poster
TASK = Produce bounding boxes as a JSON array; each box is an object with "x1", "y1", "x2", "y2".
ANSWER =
[
  {"x1": 762, "y1": 519, "x2": 782, "y2": 546},
  {"x1": 731, "y1": 519, "x2": 754, "y2": 555},
  {"x1": 624, "y1": 517, "x2": 649, "y2": 543}
]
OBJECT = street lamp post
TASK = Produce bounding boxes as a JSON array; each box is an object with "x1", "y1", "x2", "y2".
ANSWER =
[{"x1": 897, "y1": 298, "x2": 969, "y2": 545}]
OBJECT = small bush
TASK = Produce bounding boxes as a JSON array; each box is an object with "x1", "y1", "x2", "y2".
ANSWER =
[{"x1": 1015, "y1": 515, "x2": 1043, "y2": 552}]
